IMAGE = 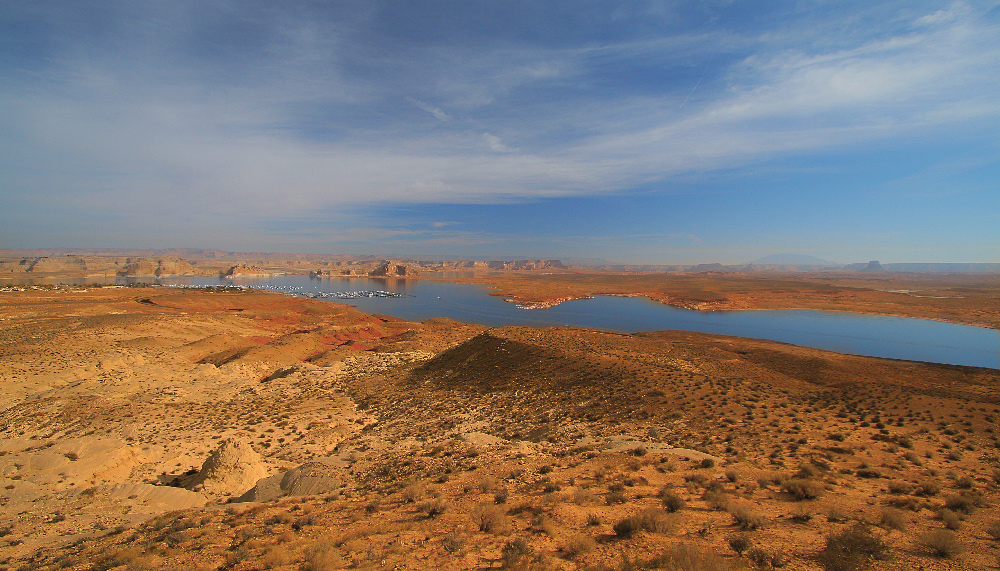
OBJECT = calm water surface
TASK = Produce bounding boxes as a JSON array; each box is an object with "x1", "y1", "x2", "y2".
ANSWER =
[{"x1": 7, "y1": 274, "x2": 998, "y2": 369}]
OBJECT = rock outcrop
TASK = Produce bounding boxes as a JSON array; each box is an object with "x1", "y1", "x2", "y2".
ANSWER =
[
  {"x1": 221, "y1": 264, "x2": 271, "y2": 277},
  {"x1": 861, "y1": 260, "x2": 885, "y2": 272},
  {"x1": 185, "y1": 439, "x2": 269, "y2": 497},
  {"x1": 369, "y1": 261, "x2": 414, "y2": 277},
  {"x1": 117, "y1": 256, "x2": 197, "y2": 277},
  {"x1": 237, "y1": 460, "x2": 342, "y2": 502}
]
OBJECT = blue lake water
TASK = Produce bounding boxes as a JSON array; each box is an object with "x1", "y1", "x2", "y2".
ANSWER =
[{"x1": 8, "y1": 274, "x2": 998, "y2": 369}]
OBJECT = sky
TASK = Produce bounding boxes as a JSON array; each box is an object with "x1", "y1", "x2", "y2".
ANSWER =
[{"x1": 1, "y1": 1, "x2": 998, "y2": 264}]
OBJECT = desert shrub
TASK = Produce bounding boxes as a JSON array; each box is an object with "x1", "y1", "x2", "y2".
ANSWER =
[
  {"x1": 914, "y1": 481, "x2": 940, "y2": 497},
  {"x1": 727, "y1": 533, "x2": 753, "y2": 555},
  {"x1": 878, "y1": 508, "x2": 907, "y2": 531},
  {"x1": 986, "y1": 520, "x2": 1000, "y2": 541},
  {"x1": 769, "y1": 551, "x2": 791, "y2": 568},
  {"x1": 790, "y1": 504, "x2": 812, "y2": 523},
  {"x1": 494, "y1": 488, "x2": 509, "y2": 504},
  {"x1": 304, "y1": 541, "x2": 347, "y2": 571},
  {"x1": 500, "y1": 537, "x2": 534, "y2": 568},
  {"x1": 262, "y1": 547, "x2": 293, "y2": 569},
  {"x1": 943, "y1": 492, "x2": 978, "y2": 514},
  {"x1": 816, "y1": 524, "x2": 889, "y2": 571},
  {"x1": 728, "y1": 504, "x2": 767, "y2": 530},
  {"x1": 605, "y1": 491, "x2": 627, "y2": 505},
  {"x1": 645, "y1": 543, "x2": 736, "y2": 571},
  {"x1": 920, "y1": 529, "x2": 963, "y2": 558},
  {"x1": 684, "y1": 472, "x2": 710, "y2": 487},
  {"x1": 662, "y1": 492, "x2": 686, "y2": 513},
  {"x1": 699, "y1": 458, "x2": 716, "y2": 469},
  {"x1": 473, "y1": 504, "x2": 509, "y2": 533},
  {"x1": 637, "y1": 507, "x2": 674, "y2": 533},
  {"x1": 612, "y1": 515, "x2": 640, "y2": 538},
  {"x1": 702, "y1": 489, "x2": 729, "y2": 511},
  {"x1": 939, "y1": 508, "x2": 961, "y2": 530},
  {"x1": 855, "y1": 467, "x2": 881, "y2": 479},
  {"x1": 782, "y1": 478, "x2": 823, "y2": 500},
  {"x1": 746, "y1": 547, "x2": 774, "y2": 568},
  {"x1": 613, "y1": 507, "x2": 674, "y2": 538},
  {"x1": 292, "y1": 514, "x2": 317, "y2": 530},
  {"x1": 442, "y1": 530, "x2": 465, "y2": 553},
  {"x1": 479, "y1": 475, "x2": 502, "y2": 493},
  {"x1": 954, "y1": 475, "x2": 974, "y2": 489},
  {"x1": 795, "y1": 465, "x2": 819, "y2": 479},
  {"x1": 886, "y1": 496, "x2": 921, "y2": 512},
  {"x1": 531, "y1": 515, "x2": 557, "y2": 537},
  {"x1": 570, "y1": 488, "x2": 595, "y2": 505},
  {"x1": 886, "y1": 480, "x2": 913, "y2": 494},
  {"x1": 725, "y1": 469, "x2": 740, "y2": 483},
  {"x1": 562, "y1": 533, "x2": 596, "y2": 559},
  {"x1": 401, "y1": 483, "x2": 425, "y2": 503},
  {"x1": 418, "y1": 498, "x2": 453, "y2": 518}
]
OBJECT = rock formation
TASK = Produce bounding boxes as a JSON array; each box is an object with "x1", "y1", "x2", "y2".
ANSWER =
[
  {"x1": 221, "y1": 263, "x2": 271, "y2": 277},
  {"x1": 861, "y1": 260, "x2": 885, "y2": 272},
  {"x1": 185, "y1": 439, "x2": 269, "y2": 497},
  {"x1": 369, "y1": 261, "x2": 414, "y2": 276},
  {"x1": 237, "y1": 461, "x2": 342, "y2": 502}
]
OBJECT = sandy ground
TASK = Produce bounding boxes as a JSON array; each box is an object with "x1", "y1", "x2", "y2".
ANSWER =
[{"x1": 1, "y1": 286, "x2": 999, "y2": 570}]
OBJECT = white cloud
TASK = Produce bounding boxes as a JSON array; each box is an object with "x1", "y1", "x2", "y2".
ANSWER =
[
  {"x1": 2, "y1": 1, "x2": 997, "y2": 243},
  {"x1": 483, "y1": 133, "x2": 513, "y2": 153},
  {"x1": 407, "y1": 97, "x2": 451, "y2": 121}
]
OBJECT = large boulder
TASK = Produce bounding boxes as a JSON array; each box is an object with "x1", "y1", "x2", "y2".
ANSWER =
[
  {"x1": 186, "y1": 439, "x2": 268, "y2": 497},
  {"x1": 237, "y1": 461, "x2": 342, "y2": 503}
]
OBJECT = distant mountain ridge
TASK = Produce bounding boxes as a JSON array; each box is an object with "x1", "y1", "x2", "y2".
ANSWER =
[{"x1": 750, "y1": 254, "x2": 840, "y2": 266}]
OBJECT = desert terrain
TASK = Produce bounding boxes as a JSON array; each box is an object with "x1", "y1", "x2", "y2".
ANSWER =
[{"x1": 1, "y1": 284, "x2": 999, "y2": 570}]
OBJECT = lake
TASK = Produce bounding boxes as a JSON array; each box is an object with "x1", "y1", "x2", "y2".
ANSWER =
[{"x1": 7, "y1": 274, "x2": 999, "y2": 369}]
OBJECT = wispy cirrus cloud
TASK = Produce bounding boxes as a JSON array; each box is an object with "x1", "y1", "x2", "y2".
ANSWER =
[{"x1": 0, "y1": 1, "x2": 996, "y2": 257}]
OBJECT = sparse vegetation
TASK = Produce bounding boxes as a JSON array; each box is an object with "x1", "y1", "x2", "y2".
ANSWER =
[
  {"x1": 920, "y1": 529, "x2": 964, "y2": 558},
  {"x1": 782, "y1": 478, "x2": 823, "y2": 500},
  {"x1": 3, "y1": 283, "x2": 999, "y2": 571},
  {"x1": 817, "y1": 524, "x2": 890, "y2": 571}
]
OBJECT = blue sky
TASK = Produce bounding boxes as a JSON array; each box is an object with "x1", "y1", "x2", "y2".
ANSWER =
[{"x1": 1, "y1": 1, "x2": 998, "y2": 263}]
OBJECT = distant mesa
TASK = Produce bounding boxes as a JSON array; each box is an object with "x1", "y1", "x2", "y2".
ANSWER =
[
  {"x1": 118, "y1": 256, "x2": 197, "y2": 277},
  {"x1": 308, "y1": 259, "x2": 565, "y2": 278},
  {"x1": 862, "y1": 260, "x2": 885, "y2": 272},
  {"x1": 221, "y1": 263, "x2": 272, "y2": 277},
  {"x1": 750, "y1": 254, "x2": 839, "y2": 266},
  {"x1": 0, "y1": 255, "x2": 199, "y2": 277},
  {"x1": 310, "y1": 260, "x2": 415, "y2": 277},
  {"x1": 370, "y1": 261, "x2": 414, "y2": 277},
  {"x1": 842, "y1": 260, "x2": 886, "y2": 272}
]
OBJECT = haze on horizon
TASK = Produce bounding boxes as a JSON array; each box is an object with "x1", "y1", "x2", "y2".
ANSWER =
[{"x1": 1, "y1": 1, "x2": 998, "y2": 265}]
